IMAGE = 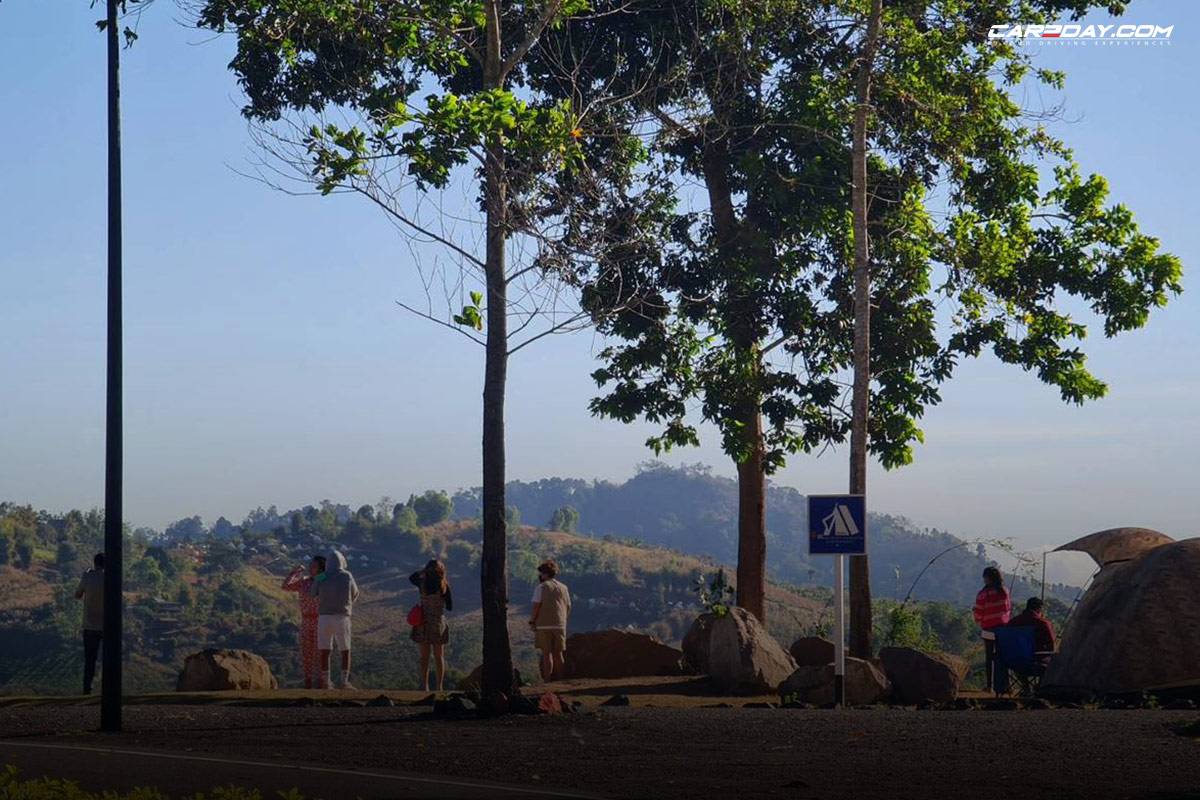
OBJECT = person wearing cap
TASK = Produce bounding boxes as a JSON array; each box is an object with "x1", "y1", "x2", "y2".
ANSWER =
[
  {"x1": 282, "y1": 555, "x2": 325, "y2": 689},
  {"x1": 528, "y1": 560, "x2": 571, "y2": 682}
]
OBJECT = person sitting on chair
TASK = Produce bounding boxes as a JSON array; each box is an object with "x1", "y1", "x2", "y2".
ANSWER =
[{"x1": 1007, "y1": 596, "x2": 1056, "y2": 672}]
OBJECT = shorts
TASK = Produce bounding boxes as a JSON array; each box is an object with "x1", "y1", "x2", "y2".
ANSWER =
[
  {"x1": 535, "y1": 629, "x2": 566, "y2": 653},
  {"x1": 317, "y1": 614, "x2": 352, "y2": 651}
]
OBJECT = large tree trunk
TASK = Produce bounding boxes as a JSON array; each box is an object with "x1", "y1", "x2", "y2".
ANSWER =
[
  {"x1": 702, "y1": 140, "x2": 768, "y2": 624},
  {"x1": 735, "y1": 402, "x2": 767, "y2": 623},
  {"x1": 479, "y1": 0, "x2": 516, "y2": 705},
  {"x1": 848, "y1": 0, "x2": 883, "y2": 660}
]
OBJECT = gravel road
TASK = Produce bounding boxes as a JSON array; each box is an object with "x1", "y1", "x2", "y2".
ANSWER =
[{"x1": 2, "y1": 705, "x2": 1199, "y2": 799}]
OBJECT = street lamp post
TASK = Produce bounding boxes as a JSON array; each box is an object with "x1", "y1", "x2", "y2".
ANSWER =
[{"x1": 101, "y1": 0, "x2": 124, "y2": 734}]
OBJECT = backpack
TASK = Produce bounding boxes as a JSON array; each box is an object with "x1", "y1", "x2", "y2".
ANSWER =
[{"x1": 407, "y1": 604, "x2": 424, "y2": 627}]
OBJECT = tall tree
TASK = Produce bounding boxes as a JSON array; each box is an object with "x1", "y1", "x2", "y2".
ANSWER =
[
  {"x1": 562, "y1": 0, "x2": 1181, "y2": 644},
  {"x1": 847, "y1": 0, "x2": 883, "y2": 659},
  {"x1": 195, "y1": 0, "x2": 650, "y2": 706}
]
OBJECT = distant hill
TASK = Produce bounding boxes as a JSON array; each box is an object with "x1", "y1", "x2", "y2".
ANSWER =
[{"x1": 451, "y1": 462, "x2": 1079, "y2": 606}]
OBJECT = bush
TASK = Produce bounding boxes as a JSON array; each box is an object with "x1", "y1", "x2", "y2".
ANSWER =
[
  {"x1": 14, "y1": 532, "x2": 34, "y2": 570},
  {"x1": 410, "y1": 491, "x2": 453, "y2": 526},
  {"x1": 548, "y1": 505, "x2": 580, "y2": 533}
]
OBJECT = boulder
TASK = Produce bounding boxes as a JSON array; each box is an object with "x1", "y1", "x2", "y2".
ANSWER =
[
  {"x1": 681, "y1": 613, "x2": 716, "y2": 674},
  {"x1": 176, "y1": 649, "x2": 277, "y2": 692},
  {"x1": 789, "y1": 637, "x2": 836, "y2": 668},
  {"x1": 704, "y1": 607, "x2": 797, "y2": 695},
  {"x1": 561, "y1": 630, "x2": 687, "y2": 679},
  {"x1": 878, "y1": 647, "x2": 968, "y2": 705},
  {"x1": 457, "y1": 665, "x2": 524, "y2": 692},
  {"x1": 778, "y1": 657, "x2": 890, "y2": 706}
]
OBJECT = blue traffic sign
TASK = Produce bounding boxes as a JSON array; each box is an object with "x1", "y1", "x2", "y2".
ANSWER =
[{"x1": 808, "y1": 494, "x2": 866, "y2": 555}]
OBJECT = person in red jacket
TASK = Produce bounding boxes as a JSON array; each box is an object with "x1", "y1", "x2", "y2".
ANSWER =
[
  {"x1": 973, "y1": 566, "x2": 1011, "y2": 692},
  {"x1": 1007, "y1": 596, "x2": 1057, "y2": 672}
]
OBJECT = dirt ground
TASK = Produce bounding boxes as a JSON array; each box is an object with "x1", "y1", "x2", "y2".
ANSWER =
[{"x1": 2, "y1": 696, "x2": 1200, "y2": 800}]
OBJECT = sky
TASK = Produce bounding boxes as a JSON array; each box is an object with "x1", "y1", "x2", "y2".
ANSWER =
[{"x1": 1, "y1": 3, "x2": 1196, "y2": 582}]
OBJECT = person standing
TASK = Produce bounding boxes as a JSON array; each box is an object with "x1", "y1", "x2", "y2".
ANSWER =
[
  {"x1": 282, "y1": 555, "x2": 325, "y2": 689},
  {"x1": 73, "y1": 553, "x2": 105, "y2": 695},
  {"x1": 528, "y1": 560, "x2": 571, "y2": 682},
  {"x1": 973, "y1": 565, "x2": 1012, "y2": 693},
  {"x1": 310, "y1": 550, "x2": 360, "y2": 689},
  {"x1": 409, "y1": 559, "x2": 453, "y2": 692}
]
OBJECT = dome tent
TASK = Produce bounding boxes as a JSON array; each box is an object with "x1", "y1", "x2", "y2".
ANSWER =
[{"x1": 1042, "y1": 528, "x2": 1200, "y2": 696}]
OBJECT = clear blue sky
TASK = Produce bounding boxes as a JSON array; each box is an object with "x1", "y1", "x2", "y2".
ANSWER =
[{"x1": 1, "y1": 3, "x2": 1196, "y2": 576}]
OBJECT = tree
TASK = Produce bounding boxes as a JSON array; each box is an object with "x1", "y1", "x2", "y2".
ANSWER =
[
  {"x1": 569, "y1": 0, "x2": 1181, "y2": 646},
  {"x1": 548, "y1": 505, "x2": 580, "y2": 533},
  {"x1": 833, "y1": 0, "x2": 1181, "y2": 655},
  {"x1": 410, "y1": 491, "x2": 455, "y2": 528},
  {"x1": 392, "y1": 503, "x2": 419, "y2": 533},
  {"x1": 130, "y1": 556, "x2": 164, "y2": 595},
  {"x1": 846, "y1": 0, "x2": 884, "y2": 663},
  {"x1": 564, "y1": 0, "x2": 867, "y2": 624},
  {"x1": 164, "y1": 515, "x2": 205, "y2": 542},
  {"x1": 193, "y1": 0, "x2": 649, "y2": 705},
  {"x1": 56, "y1": 540, "x2": 80, "y2": 573},
  {"x1": 211, "y1": 516, "x2": 236, "y2": 539},
  {"x1": 0, "y1": 528, "x2": 10, "y2": 566},
  {"x1": 14, "y1": 532, "x2": 35, "y2": 570}
]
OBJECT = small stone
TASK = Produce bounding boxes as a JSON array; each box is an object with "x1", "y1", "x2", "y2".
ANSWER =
[{"x1": 601, "y1": 694, "x2": 631, "y2": 707}]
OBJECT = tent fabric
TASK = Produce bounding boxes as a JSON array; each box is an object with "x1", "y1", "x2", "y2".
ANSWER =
[
  {"x1": 1043, "y1": 531, "x2": 1200, "y2": 695},
  {"x1": 1053, "y1": 527, "x2": 1175, "y2": 566}
]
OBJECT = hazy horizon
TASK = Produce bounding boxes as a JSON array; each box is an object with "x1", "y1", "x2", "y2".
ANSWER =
[{"x1": 2, "y1": 5, "x2": 1196, "y2": 564}]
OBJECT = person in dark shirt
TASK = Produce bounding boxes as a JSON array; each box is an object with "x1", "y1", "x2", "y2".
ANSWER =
[
  {"x1": 1008, "y1": 596, "x2": 1057, "y2": 670},
  {"x1": 409, "y1": 560, "x2": 453, "y2": 692}
]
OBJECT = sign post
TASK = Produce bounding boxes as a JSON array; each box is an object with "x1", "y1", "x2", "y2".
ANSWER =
[{"x1": 808, "y1": 494, "x2": 866, "y2": 707}]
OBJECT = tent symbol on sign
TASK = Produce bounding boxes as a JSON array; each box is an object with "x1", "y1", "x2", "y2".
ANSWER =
[{"x1": 822, "y1": 505, "x2": 860, "y2": 537}]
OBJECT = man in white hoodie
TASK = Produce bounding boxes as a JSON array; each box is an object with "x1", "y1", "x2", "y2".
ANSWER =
[{"x1": 310, "y1": 550, "x2": 360, "y2": 689}]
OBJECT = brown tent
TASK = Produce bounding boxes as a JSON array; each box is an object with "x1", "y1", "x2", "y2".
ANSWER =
[{"x1": 1042, "y1": 528, "x2": 1200, "y2": 695}]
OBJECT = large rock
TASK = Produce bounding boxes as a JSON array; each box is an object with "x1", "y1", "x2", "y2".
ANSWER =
[
  {"x1": 176, "y1": 649, "x2": 277, "y2": 692},
  {"x1": 457, "y1": 665, "x2": 524, "y2": 692},
  {"x1": 682, "y1": 614, "x2": 717, "y2": 674},
  {"x1": 701, "y1": 607, "x2": 797, "y2": 695},
  {"x1": 561, "y1": 630, "x2": 687, "y2": 679},
  {"x1": 779, "y1": 657, "x2": 890, "y2": 706},
  {"x1": 878, "y1": 647, "x2": 968, "y2": 705},
  {"x1": 790, "y1": 637, "x2": 836, "y2": 668}
]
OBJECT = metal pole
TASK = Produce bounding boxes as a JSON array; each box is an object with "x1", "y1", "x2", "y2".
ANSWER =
[
  {"x1": 834, "y1": 554, "x2": 845, "y2": 707},
  {"x1": 101, "y1": 0, "x2": 124, "y2": 734},
  {"x1": 1041, "y1": 552, "x2": 1047, "y2": 605}
]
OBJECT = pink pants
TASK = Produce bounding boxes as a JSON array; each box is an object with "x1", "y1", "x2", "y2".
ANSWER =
[{"x1": 300, "y1": 616, "x2": 319, "y2": 684}]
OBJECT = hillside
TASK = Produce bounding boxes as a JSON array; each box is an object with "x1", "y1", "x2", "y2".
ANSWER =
[
  {"x1": 0, "y1": 514, "x2": 826, "y2": 695},
  {"x1": 451, "y1": 463, "x2": 1080, "y2": 605}
]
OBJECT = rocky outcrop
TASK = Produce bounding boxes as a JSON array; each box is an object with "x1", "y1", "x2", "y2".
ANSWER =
[
  {"x1": 789, "y1": 637, "x2": 835, "y2": 668},
  {"x1": 561, "y1": 630, "x2": 687, "y2": 679},
  {"x1": 878, "y1": 647, "x2": 968, "y2": 705},
  {"x1": 176, "y1": 649, "x2": 277, "y2": 692},
  {"x1": 779, "y1": 657, "x2": 890, "y2": 706},
  {"x1": 692, "y1": 608, "x2": 797, "y2": 695},
  {"x1": 682, "y1": 613, "x2": 716, "y2": 674}
]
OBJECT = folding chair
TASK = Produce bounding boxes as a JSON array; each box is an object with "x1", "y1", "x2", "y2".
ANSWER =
[{"x1": 993, "y1": 625, "x2": 1044, "y2": 697}]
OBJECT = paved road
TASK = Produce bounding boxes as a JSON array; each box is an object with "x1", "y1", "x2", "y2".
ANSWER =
[{"x1": 0, "y1": 740, "x2": 604, "y2": 799}]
